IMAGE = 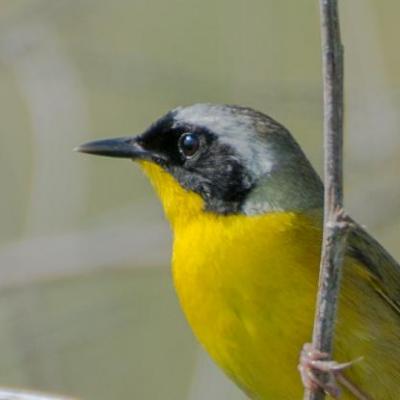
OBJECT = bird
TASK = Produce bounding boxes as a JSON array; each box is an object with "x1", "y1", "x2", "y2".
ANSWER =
[{"x1": 77, "y1": 104, "x2": 400, "y2": 399}]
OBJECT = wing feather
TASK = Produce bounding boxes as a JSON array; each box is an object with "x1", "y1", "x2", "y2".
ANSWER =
[{"x1": 347, "y1": 218, "x2": 400, "y2": 313}]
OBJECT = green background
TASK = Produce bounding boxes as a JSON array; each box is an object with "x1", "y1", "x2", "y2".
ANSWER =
[{"x1": 0, "y1": 1, "x2": 399, "y2": 399}]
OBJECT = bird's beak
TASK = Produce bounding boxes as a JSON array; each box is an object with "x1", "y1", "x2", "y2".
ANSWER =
[{"x1": 75, "y1": 136, "x2": 149, "y2": 159}]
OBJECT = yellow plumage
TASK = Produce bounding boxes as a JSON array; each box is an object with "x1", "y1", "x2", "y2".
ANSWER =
[{"x1": 141, "y1": 161, "x2": 400, "y2": 399}]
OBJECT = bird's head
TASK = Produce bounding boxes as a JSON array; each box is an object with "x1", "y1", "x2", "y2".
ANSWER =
[{"x1": 77, "y1": 104, "x2": 323, "y2": 225}]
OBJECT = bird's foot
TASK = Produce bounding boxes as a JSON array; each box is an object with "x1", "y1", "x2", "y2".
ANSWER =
[{"x1": 298, "y1": 343, "x2": 361, "y2": 398}]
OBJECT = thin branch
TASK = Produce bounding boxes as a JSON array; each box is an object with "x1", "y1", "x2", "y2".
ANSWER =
[{"x1": 303, "y1": 1, "x2": 348, "y2": 399}]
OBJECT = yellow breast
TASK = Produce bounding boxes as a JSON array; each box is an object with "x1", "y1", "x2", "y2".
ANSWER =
[
  {"x1": 140, "y1": 161, "x2": 320, "y2": 397},
  {"x1": 140, "y1": 161, "x2": 400, "y2": 399},
  {"x1": 173, "y1": 209, "x2": 322, "y2": 398}
]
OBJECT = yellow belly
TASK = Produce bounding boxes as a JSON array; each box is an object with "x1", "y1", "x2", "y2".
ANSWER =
[{"x1": 172, "y1": 211, "x2": 400, "y2": 399}]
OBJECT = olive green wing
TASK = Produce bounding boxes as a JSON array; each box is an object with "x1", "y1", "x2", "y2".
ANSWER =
[{"x1": 347, "y1": 218, "x2": 400, "y2": 314}]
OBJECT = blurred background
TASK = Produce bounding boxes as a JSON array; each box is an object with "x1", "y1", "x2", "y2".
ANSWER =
[{"x1": 0, "y1": 1, "x2": 399, "y2": 399}]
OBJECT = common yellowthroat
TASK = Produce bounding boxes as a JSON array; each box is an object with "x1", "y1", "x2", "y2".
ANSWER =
[{"x1": 77, "y1": 104, "x2": 400, "y2": 399}]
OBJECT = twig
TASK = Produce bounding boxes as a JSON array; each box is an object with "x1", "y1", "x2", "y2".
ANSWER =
[{"x1": 303, "y1": 1, "x2": 348, "y2": 399}]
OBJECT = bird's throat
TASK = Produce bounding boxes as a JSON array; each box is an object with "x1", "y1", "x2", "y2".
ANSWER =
[{"x1": 139, "y1": 161, "x2": 205, "y2": 227}]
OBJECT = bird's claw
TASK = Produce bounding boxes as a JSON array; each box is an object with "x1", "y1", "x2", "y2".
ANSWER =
[{"x1": 298, "y1": 343, "x2": 360, "y2": 398}]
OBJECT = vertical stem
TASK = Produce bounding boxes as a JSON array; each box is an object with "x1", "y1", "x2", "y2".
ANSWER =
[{"x1": 304, "y1": 1, "x2": 347, "y2": 399}]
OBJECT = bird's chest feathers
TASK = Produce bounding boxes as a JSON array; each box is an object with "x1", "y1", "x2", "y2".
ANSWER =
[
  {"x1": 172, "y1": 210, "x2": 321, "y2": 354},
  {"x1": 141, "y1": 161, "x2": 323, "y2": 394},
  {"x1": 141, "y1": 160, "x2": 320, "y2": 329}
]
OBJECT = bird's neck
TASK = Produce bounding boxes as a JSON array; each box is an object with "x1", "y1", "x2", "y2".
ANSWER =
[
  {"x1": 243, "y1": 160, "x2": 324, "y2": 214},
  {"x1": 140, "y1": 160, "x2": 324, "y2": 229}
]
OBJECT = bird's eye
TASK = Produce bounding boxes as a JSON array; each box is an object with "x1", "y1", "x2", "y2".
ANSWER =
[{"x1": 178, "y1": 133, "x2": 200, "y2": 158}]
